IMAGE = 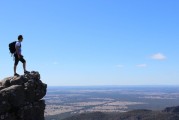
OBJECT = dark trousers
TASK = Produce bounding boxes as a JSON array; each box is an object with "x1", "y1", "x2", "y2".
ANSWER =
[{"x1": 14, "y1": 54, "x2": 26, "y2": 66}]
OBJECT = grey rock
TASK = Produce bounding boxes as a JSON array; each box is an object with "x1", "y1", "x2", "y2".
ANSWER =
[
  {"x1": 0, "y1": 77, "x2": 11, "y2": 87},
  {"x1": 0, "y1": 85, "x2": 25, "y2": 107},
  {"x1": 10, "y1": 76, "x2": 25, "y2": 86},
  {"x1": 0, "y1": 71, "x2": 47, "y2": 120}
]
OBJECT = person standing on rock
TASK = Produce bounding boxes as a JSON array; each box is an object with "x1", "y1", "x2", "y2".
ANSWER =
[{"x1": 14, "y1": 35, "x2": 29, "y2": 76}]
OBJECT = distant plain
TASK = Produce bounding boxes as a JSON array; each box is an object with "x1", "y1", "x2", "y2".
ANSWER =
[{"x1": 45, "y1": 86, "x2": 179, "y2": 119}]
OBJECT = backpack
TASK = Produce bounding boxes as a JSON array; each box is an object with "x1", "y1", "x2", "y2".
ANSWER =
[{"x1": 9, "y1": 41, "x2": 16, "y2": 54}]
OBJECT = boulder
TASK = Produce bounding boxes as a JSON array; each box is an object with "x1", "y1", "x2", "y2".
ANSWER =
[{"x1": 0, "y1": 71, "x2": 47, "y2": 120}]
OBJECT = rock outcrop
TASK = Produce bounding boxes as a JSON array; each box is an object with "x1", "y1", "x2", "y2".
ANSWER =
[{"x1": 0, "y1": 71, "x2": 47, "y2": 120}]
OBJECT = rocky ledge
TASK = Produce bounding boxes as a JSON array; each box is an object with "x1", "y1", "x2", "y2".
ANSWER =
[{"x1": 0, "y1": 71, "x2": 47, "y2": 120}]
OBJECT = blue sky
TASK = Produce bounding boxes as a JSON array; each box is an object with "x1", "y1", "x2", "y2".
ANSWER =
[{"x1": 1, "y1": 0, "x2": 179, "y2": 86}]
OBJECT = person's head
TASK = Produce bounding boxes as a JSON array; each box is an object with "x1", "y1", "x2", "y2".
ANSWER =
[{"x1": 18, "y1": 35, "x2": 23, "y2": 42}]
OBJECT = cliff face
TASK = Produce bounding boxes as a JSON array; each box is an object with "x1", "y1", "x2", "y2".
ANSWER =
[{"x1": 0, "y1": 71, "x2": 47, "y2": 120}]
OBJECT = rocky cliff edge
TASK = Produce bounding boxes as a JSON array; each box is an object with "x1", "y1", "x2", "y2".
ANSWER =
[{"x1": 0, "y1": 71, "x2": 47, "y2": 120}]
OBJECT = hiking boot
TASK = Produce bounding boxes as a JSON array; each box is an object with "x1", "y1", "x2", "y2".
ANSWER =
[
  {"x1": 14, "y1": 73, "x2": 20, "y2": 76},
  {"x1": 24, "y1": 70, "x2": 30, "y2": 74}
]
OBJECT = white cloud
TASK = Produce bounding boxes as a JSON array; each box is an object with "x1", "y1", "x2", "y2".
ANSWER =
[
  {"x1": 136, "y1": 64, "x2": 147, "y2": 67},
  {"x1": 151, "y1": 53, "x2": 166, "y2": 60}
]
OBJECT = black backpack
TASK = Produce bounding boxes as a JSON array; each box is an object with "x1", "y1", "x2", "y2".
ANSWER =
[{"x1": 9, "y1": 41, "x2": 16, "y2": 54}]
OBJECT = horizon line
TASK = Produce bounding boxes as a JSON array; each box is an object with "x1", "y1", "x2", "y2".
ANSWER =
[{"x1": 47, "y1": 85, "x2": 179, "y2": 87}]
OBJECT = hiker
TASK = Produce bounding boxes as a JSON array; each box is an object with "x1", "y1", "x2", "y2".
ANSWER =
[{"x1": 13, "y1": 35, "x2": 29, "y2": 76}]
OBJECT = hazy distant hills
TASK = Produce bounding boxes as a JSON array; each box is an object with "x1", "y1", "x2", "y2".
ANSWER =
[{"x1": 62, "y1": 106, "x2": 179, "y2": 120}]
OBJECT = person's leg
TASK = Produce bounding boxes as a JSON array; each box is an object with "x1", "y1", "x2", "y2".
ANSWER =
[
  {"x1": 19, "y1": 56, "x2": 29, "y2": 73},
  {"x1": 14, "y1": 65, "x2": 17, "y2": 74},
  {"x1": 23, "y1": 61, "x2": 26, "y2": 72},
  {"x1": 14, "y1": 54, "x2": 19, "y2": 76}
]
